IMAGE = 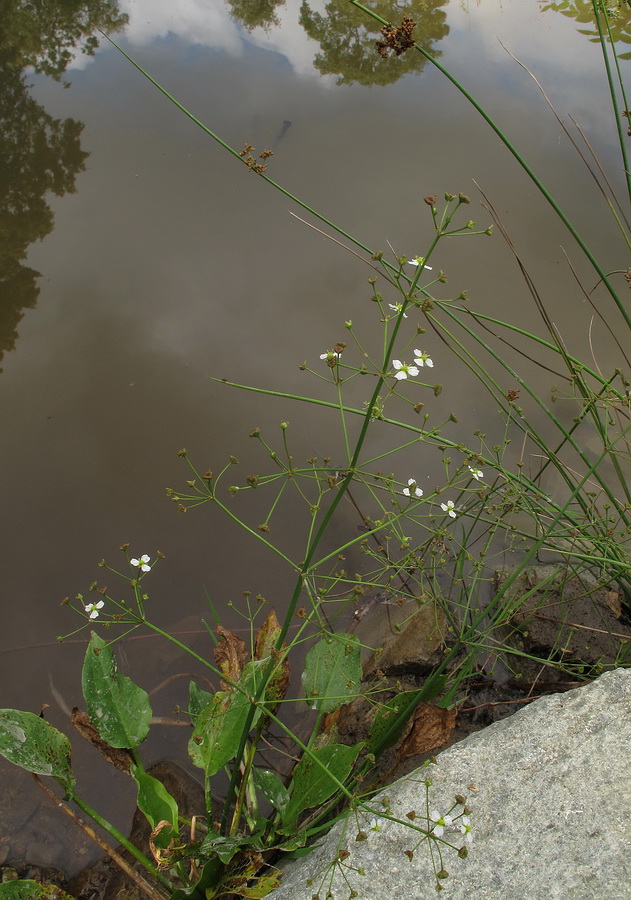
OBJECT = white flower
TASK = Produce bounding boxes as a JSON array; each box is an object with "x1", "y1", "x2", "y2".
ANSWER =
[
  {"x1": 468, "y1": 466, "x2": 484, "y2": 481},
  {"x1": 403, "y1": 478, "x2": 423, "y2": 499},
  {"x1": 131, "y1": 554, "x2": 152, "y2": 572},
  {"x1": 84, "y1": 600, "x2": 104, "y2": 620},
  {"x1": 413, "y1": 349, "x2": 434, "y2": 368},
  {"x1": 430, "y1": 810, "x2": 453, "y2": 838},
  {"x1": 388, "y1": 303, "x2": 408, "y2": 318},
  {"x1": 458, "y1": 816, "x2": 473, "y2": 843},
  {"x1": 440, "y1": 500, "x2": 457, "y2": 518},
  {"x1": 407, "y1": 257, "x2": 433, "y2": 271},
  {"x1": 320, "y1": 350, "x2": 341, "y2": 360},
  {"x1": 392, "y1": 360, "x2": 419, "y2": 380}
]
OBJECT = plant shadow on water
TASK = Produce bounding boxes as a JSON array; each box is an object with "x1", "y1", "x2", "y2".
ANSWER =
[{"x1": 1, "y1": 1, "x2": 631, "y2": 898}]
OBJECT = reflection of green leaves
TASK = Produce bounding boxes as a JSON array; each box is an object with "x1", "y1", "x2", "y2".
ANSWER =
[
  {"x1": 280, "y1": 743, "x2": 362, "y2": 832},
  {"x1": 540, "y1": 1, "x2": 631, "y2": 57},
  {"x1": 0, "y1": 710, "x2": 75, "y2": 796},
  {"x1": 228, "y1": 0, "x2": 286, "y2": 31},
  {"x1": 1, "y1": 1, "x2": 128, "y2": 80},
  {"x1": 82, "y1": 632, "x2": 152, "y2": 749},
  {"x1": 299, "y1": 0, "x2": 449, "y2": 86},
  {"x1": 303, "y1": 634, "x2": 361, "y2": 713},
  {"x1": 0, "y1": 62, "x2": 88, "y2": 370}
]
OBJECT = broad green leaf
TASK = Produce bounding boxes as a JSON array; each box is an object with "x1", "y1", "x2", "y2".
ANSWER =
[
  {"x1": 189, "y1": 681, "x2": 214, "y2": 719},
  {"x1": 82, "y1": 632, "x2": 151, "y2": 749},
  {"x1": 365, "y1": 676, "x2": 447, "y2": 757},
  {"x1": 0, "y1": 710, "x2": 75, "y2": 796},
  {"x1": 280, "y1": 743, "x2": 361, "y2": 832},
  {"x1": 0, "y1": 880, "x2": 73, "y2": 898},
  {"x1": 188, "y1": 660, "x2": 266, "y2": 776},
  {"x1": 130, "y1": 762, "x2": 179, "y2": 844},
  {"x1": 252, "y1": 767, "x2": 289, "y2": 814},
  {"x1": 302, "y1": 634, "x2": 361, "y2": 714}
]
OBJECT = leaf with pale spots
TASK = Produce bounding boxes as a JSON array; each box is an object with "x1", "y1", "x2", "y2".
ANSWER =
[
  {"x1": 0, "y1": 709, "x2": 75, "y2": 796},
  {"x1": 188, "y1": 659, "x2": 267, "y2": 776},
  {"x1": 302, "y1": 633, "x2": 361, "y2": 714},
  {"x1": 82, "y1": 632, "x2": 152, "y2": 749}
]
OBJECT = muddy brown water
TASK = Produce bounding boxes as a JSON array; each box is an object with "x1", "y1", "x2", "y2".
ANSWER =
[{"x1": 1, "y1": 0, "x2": 629, "y2": 879}]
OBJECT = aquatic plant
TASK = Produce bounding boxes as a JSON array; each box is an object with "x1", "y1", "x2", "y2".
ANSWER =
[{"x1": 0, "y1": 1, "x2": 629, "y2": 898}]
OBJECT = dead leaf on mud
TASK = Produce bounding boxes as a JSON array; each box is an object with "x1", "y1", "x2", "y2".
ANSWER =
[
  {"x1": 397, "y1": 702, "x2": 457, "y2": 762},
  {"x1": 602, "y1": 590, "x2": 622, "y2": 618},
  {"x1": 71, "y1": 707, "x2": 134, "y2": 774},
  {"x1": 215, "y1": 625, "x2": 247, "y2": 691}
]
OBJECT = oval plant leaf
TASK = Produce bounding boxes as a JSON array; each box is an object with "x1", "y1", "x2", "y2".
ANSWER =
[
  {"x1": 0, "y1": 709, "x2": 75, "y2": 796},
  {"x1": 82, "y1": 632, "x2": 151, "y2": 749},
  {"x1": 280, "y1": 742, "x2": 361, "y2": 833},
  {"x1": 302, "y1": 634, "x2": 361, "y2": 714},
  {"x1": 188, "y1": 660, "x2": 266, "y2": 777},
  {"x1": 252, "y1": 767, "x2": 290, "y2": 814},
  {"x1": 0, "y1": 881, "x2": 74, "y2": 899},
  {"x1": 189, "y1": 681, "x2": 214, "y2": 719},
  {"x1": 131, "y1": 762, "x2": 179, "y2": 837}
]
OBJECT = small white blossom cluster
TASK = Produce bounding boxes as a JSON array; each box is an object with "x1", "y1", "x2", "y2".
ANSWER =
[
  {"x1": 430, "y1": 809, "x2": 473, "y2": 843},
  {"x1": 84, "y1": 600, "x2": 104, "y2": 620},
  {"x1": 392, "y1": 349, "x2": 434, "y2": 380}
]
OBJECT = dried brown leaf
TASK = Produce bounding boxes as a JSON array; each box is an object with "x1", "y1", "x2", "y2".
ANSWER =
[
  {"x1": 215, "y1": 624, "x2": 247, "y2": 691},
  {"x1": 254, "y1": 610, "x2": 281, "y2": 660},
  {"x1": 397, "y1": 702, "x2": 456, "y2": 762},
  {"x1": 254, "y1": 609, "x2": 290, "y2": 709},
  {"x1": 71, "y1": 707, "x2": 134, "y2": 774}
]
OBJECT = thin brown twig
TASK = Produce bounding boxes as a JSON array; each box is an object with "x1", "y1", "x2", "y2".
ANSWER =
[{"x1": 32, "y1": 775, "x2": 168, "y2": 900}]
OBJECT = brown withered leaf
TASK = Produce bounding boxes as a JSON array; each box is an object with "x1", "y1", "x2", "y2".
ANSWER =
[
  {"x1": 71, "y1": 707, "x2": 133, "y2": 774},
  {"x1": 254, "y1": 610, "x2": 290, "y2": 710},
  {"x1": 254, "y1": 610, "x2": 281, "y2": 660},
  {"x1": 397, "y1": 702, "x2": 456, "y2": 762},
  {"x1": 215, "y1": 625, "x2": 247, "y2": 691}
]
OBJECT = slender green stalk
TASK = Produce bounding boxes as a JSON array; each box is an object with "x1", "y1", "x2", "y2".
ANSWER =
[
  {"x1": 348, "y1": 0, "x2": 631, "y2": 329},
  {"x1": 591, "y1": 0, "x2": 631, "y2": 206},
  {"x1": 71, "y1": 792, "x2": 175, "y2": 891}
]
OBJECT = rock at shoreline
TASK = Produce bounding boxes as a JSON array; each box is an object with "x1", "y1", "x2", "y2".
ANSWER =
[{"x1": 269, "y1": 668, "x2": 631, "y2": 900}]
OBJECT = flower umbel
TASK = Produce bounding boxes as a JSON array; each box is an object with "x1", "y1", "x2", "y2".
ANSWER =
[
  {"x1": 440, "y1": 500, "x2": 457, "y2": 518},
  {"x1": 468, "y1": 466, "x2": 484, "y2": 481},
  {"x1": 392, "y1": 360, "x2": 419, "y2": 381},
  {"x1": 131, "y1": 554, "x2": 152, "y2": 572},
  {"x1": 430, "y1": 810, "x2": 453, "y2": 838},
  {"x1": 84, "y1": 600, "x2": 104, "y2": 620},
  {"x1": 413, "y1": 349, "x2": 434, "y2": 368},
  {"x1": 388, "y1": 303, "x2": 408, "y2": 318},
  {"x1": 403, "y1": 478, "x2": 423, "y2": 499},
  {"x1": 320, "y1": 350, "x2": 341, "y2": 361}
]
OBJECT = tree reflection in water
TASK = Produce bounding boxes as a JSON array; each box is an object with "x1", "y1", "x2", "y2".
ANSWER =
[{"x1": 0, "y1": 0, "x2": 127, "y2": 369}]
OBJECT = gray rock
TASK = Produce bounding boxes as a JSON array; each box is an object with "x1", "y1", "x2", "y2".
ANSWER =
[{"x1": 270, "y1": 668, "x2": 631, "y2": 900}]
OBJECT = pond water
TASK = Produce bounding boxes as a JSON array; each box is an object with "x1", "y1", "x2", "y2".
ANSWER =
[{"x1": 1, "y1": 0, "x2": 629, "y2": 875}]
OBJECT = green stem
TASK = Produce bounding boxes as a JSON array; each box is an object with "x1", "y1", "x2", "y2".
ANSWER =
[
  {"x1": 72, "y1": 792, "x2": 174, "y2": 891},
  {"x1": 348, "y1": 0, "x2": 631, "y2": 329}
]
